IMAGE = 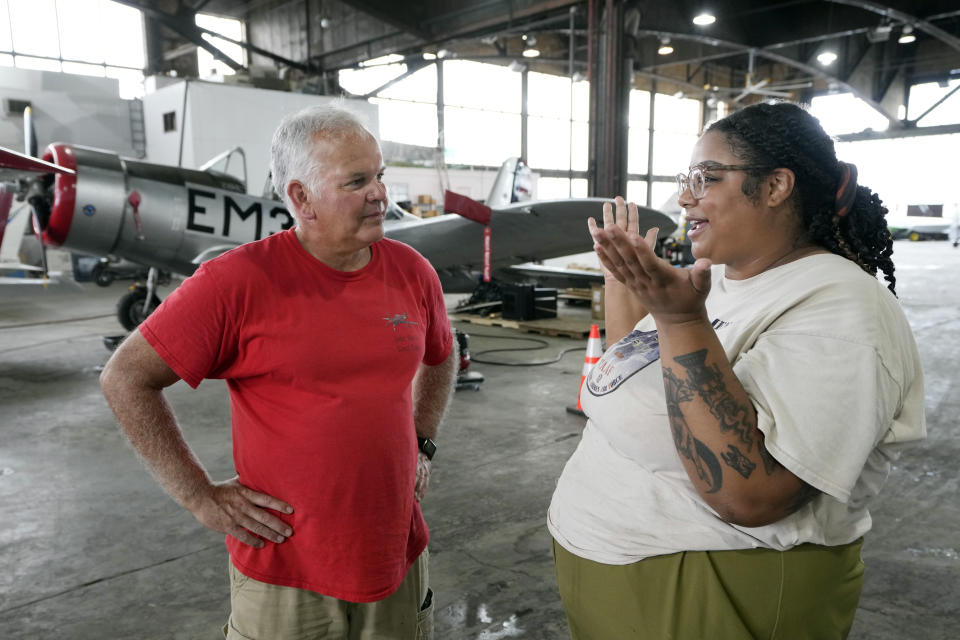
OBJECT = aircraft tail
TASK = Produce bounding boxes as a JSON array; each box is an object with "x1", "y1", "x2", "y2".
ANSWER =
[
  {"x1": 485, "y1": 157, "x2": 533, "y2": 209},
  {"x1": 443, "y1": 190, "x2": 491, "y2": 225}
]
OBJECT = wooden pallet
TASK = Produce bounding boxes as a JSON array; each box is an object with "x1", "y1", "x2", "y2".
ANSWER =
[{"x1": 451, "y1": 313, "x2": 603, "y2": 339}]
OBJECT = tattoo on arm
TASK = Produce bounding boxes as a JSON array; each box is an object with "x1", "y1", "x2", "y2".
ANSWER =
[
  {"x1": 672, "y1": 349, "x2": 755, "y2": 451},
  {"x1": 756, "y1": 438, "x2": 780, "y2": 475},
  {"x1": 721, "y1": 444, "x2": 756, "y2": 479},
  {"x1": 663, "y1": 366, "x2": 723, "y2": 493}
]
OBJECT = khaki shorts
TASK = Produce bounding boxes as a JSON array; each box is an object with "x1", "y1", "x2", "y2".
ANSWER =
[
  {"x1": 553, "y1": 538, "x2": 864, "y2": 640},
  {"x1": 224, "y1": 549, "x2": 432, "y2": 640}
]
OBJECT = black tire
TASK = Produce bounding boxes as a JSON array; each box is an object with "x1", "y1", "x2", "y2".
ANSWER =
[
  {"x1": 91, "y1": 263, "x2": 115, "y2": 287},
  {"x1": 117, "y1": 288, "x2": 161, "y2": 331}
]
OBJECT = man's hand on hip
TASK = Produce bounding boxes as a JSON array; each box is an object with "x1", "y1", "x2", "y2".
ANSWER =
[
  {"x1": 414, "y1": 452, "x2": 432, "y2": 502},
  {"x1": 187, "y1": 477, "x2": 294, "y2": 548}
]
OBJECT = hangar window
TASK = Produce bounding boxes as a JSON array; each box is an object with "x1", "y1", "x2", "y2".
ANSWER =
[
  {"x1": 163, "y1": 111, "x2": 176, "y2": 132},
  {"x1": 626, "y1": 90, "x2": 701, "y2": 209},
  {"x1": 341, "y1": 56, "x2": 439, "y2": 149},
  {"x1": 527, "y1": 73, "x2": 589, "y2": 173},
  {"x1": 906, "y1": 79, "x2": 960, "y2": 128},
  {"x1": 809, "y1": 93, "x2": 889, "y2": 136},
  {"x1": 445, "y1": 106, "x2": 521, "y2": 166},
  {"x1": 0, "y1": 0, "x2": 146, "y2": 99},
  {"x1": 196, "y1": 13, "x2": 246, "y2": 81},
  {"x1": 627, "y1": 90, "x2": 652, "y2": 176},
  {"x1": 651, "y1": 93, "x2": 701, "y2": 177},
  {"x1": 340, "y1": 54, "x2": 407, "y2": 95},
  {"x1": 372, "y1": 63, "x2": 438, "y2": 148},
  {"x1": 836, "y1": 132, "x2": 960, "y2": 212},
  {"x1": 443, "y1": 61, "x2": 521, "y2": 166},
  {"x1": 538, "y1": 177, "x2": 588, "y2": 200}
]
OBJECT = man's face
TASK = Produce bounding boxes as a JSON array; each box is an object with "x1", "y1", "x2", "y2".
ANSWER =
[{"x1": 300, "y1": 131, "x2": 387, "y2": 252}]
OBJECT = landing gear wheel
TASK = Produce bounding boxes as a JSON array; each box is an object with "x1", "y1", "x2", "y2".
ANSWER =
[
  {"x1": 91, "y1": 263, "x2": 115, "y2": 287},
  {"x1": 117, "y1": 287, "x2": 161, "y2": 331}
]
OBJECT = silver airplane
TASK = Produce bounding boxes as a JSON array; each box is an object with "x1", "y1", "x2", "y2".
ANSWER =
[{"x1": 0, "y1": 125, "x2": 675, "y2": 330}]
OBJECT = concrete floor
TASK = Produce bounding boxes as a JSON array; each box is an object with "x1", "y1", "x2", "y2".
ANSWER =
[{"x1": 1, "y1": 240, "x2": 957, "y2": 640}]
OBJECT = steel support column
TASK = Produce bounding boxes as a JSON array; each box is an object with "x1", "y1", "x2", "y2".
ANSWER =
[
  {"x1": 521, "y1": 67, "x2": 529, "y2": 163},
  {"x1": 588, "y1": 0, "x2": 629, "y2": 198}
]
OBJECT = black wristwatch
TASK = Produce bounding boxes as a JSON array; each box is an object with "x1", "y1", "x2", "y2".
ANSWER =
[{"x1": 417, "y1": 437, "x2": 437, "y2": 460}]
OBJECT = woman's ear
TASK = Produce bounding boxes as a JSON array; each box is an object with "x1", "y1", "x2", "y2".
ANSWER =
[{"x1": 766, "y1": 168, "x2": 795, "y2": 207}]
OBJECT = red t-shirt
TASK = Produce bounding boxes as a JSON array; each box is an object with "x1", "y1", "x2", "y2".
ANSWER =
[{"x1": 139, "y1": 230, "x2": 452, "y2": 602}]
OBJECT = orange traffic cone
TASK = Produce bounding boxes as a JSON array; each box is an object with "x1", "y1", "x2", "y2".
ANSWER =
[{"x1": 566, "y1": 324, "x2": 602, "y2": 416}]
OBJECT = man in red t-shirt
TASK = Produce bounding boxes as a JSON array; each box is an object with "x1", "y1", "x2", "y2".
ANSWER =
[{"x1": 100, "y1": 104, "x2": 456, "y2": 639}]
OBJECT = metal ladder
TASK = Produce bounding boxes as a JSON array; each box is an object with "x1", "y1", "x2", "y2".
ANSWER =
[{"x1": 128, "y1": 98, "x2": 146, "y2": 159}]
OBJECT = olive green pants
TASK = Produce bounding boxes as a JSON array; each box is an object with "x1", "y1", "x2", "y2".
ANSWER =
[
  {"x1": 553, "y1": 538, "x2": 864, "y2": 640},
  {"x1": 224, "y1": 549, "x2": 432, "y2": 640}
]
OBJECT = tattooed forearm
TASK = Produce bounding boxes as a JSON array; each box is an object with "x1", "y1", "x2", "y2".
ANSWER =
[
  {"x1": 672, "y1": 349, "x2": 754, "y2": 450},
  {"x1": 663, "y1": 366, "x2": 723, "y2": 493},
  {"x1": 721, "y1": 444, "x2": 756, "y2": 479}
]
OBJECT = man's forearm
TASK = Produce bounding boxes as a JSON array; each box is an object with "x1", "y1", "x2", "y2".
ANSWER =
[
  {"x1": 102, "y1": 378, "x2": 211, "y2": 510},
  {"x1": 412, "y1": 343, "x2": 458, "y2": 440}
]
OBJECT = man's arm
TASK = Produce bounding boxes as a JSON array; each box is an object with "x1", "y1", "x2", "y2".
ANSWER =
[
  {"x1": 100, "y1": 329, "x2": 294, "y2": 548},
  {"x1": 411, "y1": 340, "x2": 458, "y2": 501}
]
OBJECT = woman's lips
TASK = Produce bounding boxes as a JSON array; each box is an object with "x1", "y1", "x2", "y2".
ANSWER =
[{"x1": 687, "y1": 217, "x2": 708, "y2": 238}]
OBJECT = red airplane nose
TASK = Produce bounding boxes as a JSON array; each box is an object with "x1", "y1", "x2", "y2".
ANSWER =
[{"x1": 40, "y1": 143, "x2": 77, "y2": 247}]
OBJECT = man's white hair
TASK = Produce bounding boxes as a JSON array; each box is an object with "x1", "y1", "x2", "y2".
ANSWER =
[{"x1": 270, "y1": 102, "x2": 374, "y2": 211}]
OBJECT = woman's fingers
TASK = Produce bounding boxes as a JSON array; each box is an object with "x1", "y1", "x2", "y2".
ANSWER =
[
  {"x1": 594, "y1": 243, "x2": 626, "y2": 281},
  {"x1": 614, "y1": 196, "x2": 628, "y2": 229},
  {"x1": 602, "y1": 200, "x2": 614, "y2": 228},
  {"x1": 643, "y1": 226, "x2": 658, "y2": 248},
  {"x1": 627, "y1": 201, "x2": 639, "y2": 234}
]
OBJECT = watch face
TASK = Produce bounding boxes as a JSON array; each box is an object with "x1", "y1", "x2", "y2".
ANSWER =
[{"x1": 419, "y1": 437, "x2": 437, "y2": 460}]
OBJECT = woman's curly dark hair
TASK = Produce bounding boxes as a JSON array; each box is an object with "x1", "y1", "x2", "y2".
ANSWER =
[{"x1": 706, "y1": 102, "x2": 896, "y2": 294}]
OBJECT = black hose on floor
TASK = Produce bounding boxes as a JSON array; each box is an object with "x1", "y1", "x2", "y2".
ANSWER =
[{"x1": 465, "y1": 332, "x2": 585, "y2": 366}]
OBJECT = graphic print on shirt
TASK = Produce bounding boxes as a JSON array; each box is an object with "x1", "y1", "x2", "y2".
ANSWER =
[
  {"x1": 384, "y1": 312, "x2": 421, "y2": 353},
  {"x1": 384, "y1": 312, "x2": 419, "y2": 331},
  {"x1": 586, "y1": 329, "x2": 660, "y2": 396}
]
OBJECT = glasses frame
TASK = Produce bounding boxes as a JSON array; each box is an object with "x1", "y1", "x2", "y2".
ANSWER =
[{"x1": 676, "y1": 163, "x2": 772, "y2": 200}]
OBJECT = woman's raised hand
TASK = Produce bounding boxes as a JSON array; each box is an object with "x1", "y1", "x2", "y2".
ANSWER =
[{"x1": 587, "y1": 196, "x2": 712, "y2": 325}]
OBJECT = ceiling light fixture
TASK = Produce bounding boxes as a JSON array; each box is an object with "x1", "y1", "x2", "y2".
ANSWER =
[
  {"x1": 898, "y1": 25, "x2": 916, "y2": 44},
  {"x1": 693, "y1": 12, "x2": 716, "y2": 26},
  {"x1": 422, "y1": 52, "x2": 437, "y2": 60},
  {"x1": 522, "y1": 47, "x2": 540, "y2": 58},
  {"x1": 658, "y1": 37, "x2": 674, "y2": 55},
  {"x1": 817, "y1": 50, "x2": 838, "y2": 65}
]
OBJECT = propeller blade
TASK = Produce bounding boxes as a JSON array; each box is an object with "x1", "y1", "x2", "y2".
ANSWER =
[
  {"x1": 0, "y1": 145, "x2": 74, "y2": 182},
  {"x1": 24, "y1": 106, "x2": 37, "y2": 158}
]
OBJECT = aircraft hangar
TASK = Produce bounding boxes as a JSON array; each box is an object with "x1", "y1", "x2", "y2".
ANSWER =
[{"x1": 1, "y1": 1, "x2": 959, "y2": 638}]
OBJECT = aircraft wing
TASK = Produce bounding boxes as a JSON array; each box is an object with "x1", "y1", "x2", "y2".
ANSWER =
[
  {"x1": 384, "y1": 197, "x2": 675, "y2": 292},
  {"x1": 0, "y1": 146, "x2": 75, "y2": 181},
  {"x1": 505, "y1": 263, "x2": 605, "y2": 287}
]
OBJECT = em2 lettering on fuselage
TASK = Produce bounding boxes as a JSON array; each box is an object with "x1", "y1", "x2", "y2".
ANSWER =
[{"x1": 185, "y1": 183, "x2": 294, "y2": 242}]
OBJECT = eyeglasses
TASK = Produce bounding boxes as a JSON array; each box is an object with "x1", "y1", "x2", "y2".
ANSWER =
[{"x1": 676, "y1": 164, "x2": 771, "y2": 200}]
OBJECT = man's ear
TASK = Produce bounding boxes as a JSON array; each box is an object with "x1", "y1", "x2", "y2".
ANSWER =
[
  {"x1": 287, "y1": 180, "x2": 313, "y2": 220},
  {"x1": 766, "y1": 168, "x2": 795, "y2": 207}
]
